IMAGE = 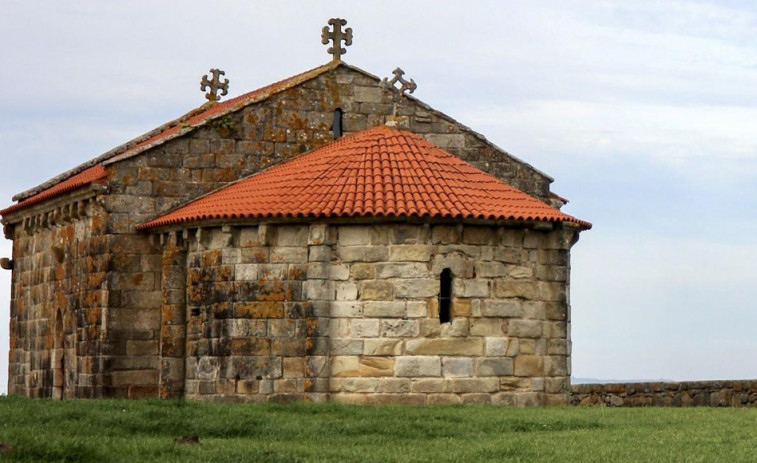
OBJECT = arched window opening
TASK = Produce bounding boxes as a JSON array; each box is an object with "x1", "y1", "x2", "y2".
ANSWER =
[
  {"x1": 439, "y1": 268, "x2": 452, "y2": 324},
  {"x1": 331, "y1": 108, "x2": 344, "y2": 139}
]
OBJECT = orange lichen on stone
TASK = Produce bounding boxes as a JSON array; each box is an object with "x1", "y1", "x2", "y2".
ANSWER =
[
  {"x1": 235, "y1": 301, "x2": 284, "y2": 319},
  {"x1": 202, "y1": 250, "x2": 222, "y2": 267}
]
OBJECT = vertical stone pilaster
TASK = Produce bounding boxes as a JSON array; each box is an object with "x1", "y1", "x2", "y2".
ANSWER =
[
  {"x1": 159, "y1": 232, "x2": 188, "y2": 398},
  {"x1": 305, "y1": 223, "x2": 334, "y2": 401}
]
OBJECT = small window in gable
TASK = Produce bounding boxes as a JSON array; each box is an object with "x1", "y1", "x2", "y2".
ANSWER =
[
  {"x1": 439, "y1": 268, "x2": 452, "y2": 324},
  {"x1": 331, "y1": 108, "x2": 344, "y2": 139}
]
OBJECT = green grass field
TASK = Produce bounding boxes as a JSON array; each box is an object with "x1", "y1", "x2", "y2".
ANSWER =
[{"x1": 0, "y1": 396, "x2": 756, "y2": 462}]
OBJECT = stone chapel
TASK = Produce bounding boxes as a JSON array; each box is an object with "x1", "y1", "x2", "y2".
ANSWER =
[{"x1": 1, "y1": 19, "x2": 590, "y2": 405}]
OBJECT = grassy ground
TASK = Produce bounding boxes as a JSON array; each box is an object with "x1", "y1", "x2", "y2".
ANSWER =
[{"x1": 0, "y1": 396, "x2": 756, "y2": 462}]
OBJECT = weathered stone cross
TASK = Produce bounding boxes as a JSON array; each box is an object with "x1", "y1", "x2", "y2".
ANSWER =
[
  {"x1": 321, "y1": 18, "x2": 353, "y2": 61},
  {"x1": 381, "y1": 68, "x2": 417, "y2": 94},
  {"x1": 200, "y1": 69, "x2": 229, "y2": 102}
]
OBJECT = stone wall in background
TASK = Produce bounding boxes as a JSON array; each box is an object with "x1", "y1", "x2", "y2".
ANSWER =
[{"x1": 571, "y1": 380, "x2": 757, "y2": 407}]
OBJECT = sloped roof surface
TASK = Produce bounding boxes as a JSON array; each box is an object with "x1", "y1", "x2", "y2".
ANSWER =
[
  {"x1": 139, "y1": 126, "x2": 590, "y2": 230},
  {"x1": 6, "y1": 61, "x2": 343, "y2": 212},
  {"x1": 0, "y1": 165, "x2": 108, "y2": 215}
]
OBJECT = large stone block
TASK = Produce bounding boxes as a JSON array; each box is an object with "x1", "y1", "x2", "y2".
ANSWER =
[
  {"x1": 485, "y1": 337, "x2": 509, "y2": 356},
  {"x1": 406, "y1": 301, "x2": 428, "y2": 318},
  {"x1": 234, "y1": 301, "x2": 284, "y2": 319},
  {"x1": 389, "y1": 224, "x2": 425, "y2": 244},
  {"x1": 363, "y1": 338, "x2": 403, "y2": 356},
  {"x1": 359, "y1": 280, "x2": 394, "y2": 301},
  {"x1": 331, "y1": 356, "x2": 360, "y2": 377},
  {"x1": 353, "y1": 86, "x2": 383, "y2": 103},
  {"x1": 405, "y1": 338, "x2": 483, "y2": 356},
  {"x1": 235, "y1": 264, "x2": 259, "y2": 281},
  {"x1": 493, "y1": 280, "x2": 537, "y2": 300},
  {"x1": 331, "y1": 378, "x2": 382, "y2": 393},
  {"x1": 359, "y1": 357, "x2": 395, "y2": 377},
  {"x1": 411, "y1": 378, "x2": 450, "y2": 393},
  {"x1": 363, "y1": 301, "x2": 406, "y2": 317},
  {"x1": 451, "y1": 298, "x2": 472, "y2": 318},
  {"x1": 269, "y1": 247, "x2": 308, "y2": 264},
  {"x1": 350, "y1": 319, "x2": 379, "y2": 337},
  {"x1": 508, "y1": 320, "x2": 543, "y2": 338},
  {"x1": 308, "y1": 246, "x2": 331, "y2": 262},
  {"x1": 469, "y1": 318, "x2": 506, "y2": 336},
  {"x1": 477, "y1": 358, "x2": 514, "y2": 376},
  {"x1": 330, "y1": 339, "x2": 364, "y2": 355},
  {"x1": 544, "y1": 356, "x2": 568, "y2": 376},
  {"x1": 307, "y1": 224, "x2": 333, "y2": 246},
  {"x1": 304, "y1": 280, "x2": 334, "y2": 300},
  {"x1": 548, "y1": 339, "x2": 569, "y2": 355},
  {"x1": 442, "y1": 357, "x2": 473, "y2": 377},
  {"x1": 379, "y1": 378, "x2": 411, "y2": 393},
  {"x1": 379, "y1": 319, "x2": 419, "y2": 338},
  {"x1": 451, "y1": 378, "x2": 499, "y2": 393},
  {"x1": 351, "y1": 263, "x2": 376, "y2": 280},
  {"x1": 337, "y1": 246, "x2": 388, "y2": 262},
  {"x1": 507, "y1": 266, "x2": 533, "y2": 280},
  {"x1": 376, "y1": 262, "x2": 429, "y2": 279},
  {"x1": 476, "y1": 262, "x2": 506, "y2": 278},
  {"x1": 395, "y1": 356, "x2": 441, "y2": 377},
  {"x1": 482, "y1": 299, "x2": 522, "y2": 318},
  {"x1": 338, "y1": 226, "x2": 384, "y2": 246},
  {"x1": 275, "y1": 226, "x2": 309, "y2": 246},
  {"x1": 426, "y1": 133, "x2": 466, "y2": 150},
  {"x1": 514, "y1": 355, "x2": 544, "y2": 377},
  {"x1": 538, "y1": 281, "x2": 566, "y2": 302},
  {"x1": 393, "y1": 279, "x2": 438, "y2": 299},
  {"x1": 230, "y1": 338, "x2": 271, "y2": 356},
  {"x1": 330, "y1": 301, "x2": 362, "y2": 318},
  {"x1": 389, "y1": 245, "x2": 433, "y2": 262},
  {"x1": 455, "y1": 279, "x2": 489, "y2": 298},
  {"x1": 440, "y1": 318, "x2": 470, "y2": 337},
  {"x1": 335, "y1": 282, "x2": 358, "y2": 301}
]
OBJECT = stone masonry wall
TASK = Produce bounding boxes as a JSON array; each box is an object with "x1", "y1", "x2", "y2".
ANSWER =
[
  {"x1": 6, "y1": 64, "x2": 556, "y2": 398},
  {"x1": 7, "y1": 198, "x2": 108, "y2": 398},
  {"x1": 97, "y1": 65, "x2": 554, "y2": 398},
  {"x1": 180, "y1": 221, "x2": 576, "y2": 405},
  {"x1": 327, "y1": 223, "x2": 574, "y2": 406},
  {"x1": 184, "y1": 225, "x2": 325, "y2": 402},
  {"x1": 572, "y1": 380, "x2": 757, "y2": 407}
]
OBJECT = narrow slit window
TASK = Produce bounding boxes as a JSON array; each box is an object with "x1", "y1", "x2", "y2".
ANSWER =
[
  {"x1": 439, "y1": 268, "x2": 452, "y2": 324},
  {"x1": 331, "y1": 108, "x2": 343, "y2": 139}
]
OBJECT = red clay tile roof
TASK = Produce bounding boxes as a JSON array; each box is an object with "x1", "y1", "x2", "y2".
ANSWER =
[
  {"x1": 8, "y1": 61, "x2": 345, "y2": 212},
  {"x1": 138, "y1": 126, "x2": 590, "y2": 230},
  {"x1": 0, "y1": 165, "x2": 108, "y2": 215}
]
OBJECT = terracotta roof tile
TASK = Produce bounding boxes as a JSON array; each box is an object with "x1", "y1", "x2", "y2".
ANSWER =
[
  {"x1": 0, "y1": 165, "x2": 108, "y2": 216},
  {"x1": 138, "y1": 126, "x2": 591, "y2": 230}
]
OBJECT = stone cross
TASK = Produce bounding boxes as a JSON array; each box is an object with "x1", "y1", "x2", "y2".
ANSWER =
[
  {"x1": 381, "y1": 68, "x2": 417, "y2": 94},
  {"x1": 321, "y1": 18, "x2": 353, "y2": 61},
  {"x1": 200, "y1": 69, "x2": 229, "y2": 102}
]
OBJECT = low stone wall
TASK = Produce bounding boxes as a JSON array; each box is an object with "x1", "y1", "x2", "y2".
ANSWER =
[{"x1": 571, "y1": 380, "x2": 757, "y2": 407}]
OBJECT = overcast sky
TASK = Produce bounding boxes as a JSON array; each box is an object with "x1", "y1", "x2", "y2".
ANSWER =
[{"x1": 1, "y1": 0, "x2": 756, "y2": 393}]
